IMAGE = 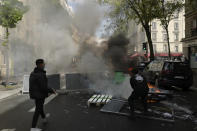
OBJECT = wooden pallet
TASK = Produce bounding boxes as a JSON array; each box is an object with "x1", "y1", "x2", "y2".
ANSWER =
[{"x1": 87, "y1": 94, "x2": 112, "y2": 107}]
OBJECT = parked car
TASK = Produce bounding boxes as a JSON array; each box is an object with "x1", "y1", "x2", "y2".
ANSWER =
[
  {"x1": 137, "y1": 61, "x2": 150, "y2": 71},
  {"x1": 143, "y1": 60, "x2": 193, "y2": 90}
]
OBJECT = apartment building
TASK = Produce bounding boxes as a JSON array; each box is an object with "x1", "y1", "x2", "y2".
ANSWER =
[
  {"x1": 182, "y1": 0, "x2": 197, "y2": 69},
  {"x1": 182, "y1": 0, "x2": 197, "y2": 86},
  {"x1": 151, "y1": 9, "x2": 185, "y2": 55},
  {"x1": 128, "y1": 7, "x2": 185, "y2": 58}
]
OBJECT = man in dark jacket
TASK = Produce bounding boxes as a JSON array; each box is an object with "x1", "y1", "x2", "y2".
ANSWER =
[
  {"x1": 128, "y1": 68, "x2": 149, "y2": 119},
  {"x1": 29, "y1": 59, "x2": 56, "y2": 131}
]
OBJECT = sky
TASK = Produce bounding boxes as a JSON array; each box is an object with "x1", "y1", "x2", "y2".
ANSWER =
[{"x1": 67, "y1": 0, "x2": 109, "y2": 38}]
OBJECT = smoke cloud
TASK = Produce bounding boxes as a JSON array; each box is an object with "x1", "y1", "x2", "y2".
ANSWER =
[
  {"x1": 9, "y1": 0, "x2": 104, "y2": 75},
  {"x1": 106, "y1": 33, "x2": 129, "y2": 72},
  {"x1": 8, "y1": 0, "x2": 133, "y2": 97}
]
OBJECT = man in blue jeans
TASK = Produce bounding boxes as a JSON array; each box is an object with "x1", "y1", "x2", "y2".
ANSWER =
[{"x1": 29, "y1": 59, "x2": 56, "y2": 131}]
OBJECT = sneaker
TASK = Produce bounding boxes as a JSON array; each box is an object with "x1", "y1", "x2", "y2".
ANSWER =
[
  {"x1": 30, "y1": 128, "x2": 42, "y2": 131},
  {"x1": 43, "y1": 113, "x2": 50, "y2": 124},
  {"x1": 46, "y1": 113, "x2": 50, "y2": 118}
]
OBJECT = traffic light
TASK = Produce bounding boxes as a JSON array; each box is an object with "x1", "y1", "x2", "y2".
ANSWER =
[{"x1": 142, "y1": 42, "x2": 147, "y2": 50}]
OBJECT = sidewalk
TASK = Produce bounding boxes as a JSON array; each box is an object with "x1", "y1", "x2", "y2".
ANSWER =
[{"x1": 0, "y1": 88, "x2": 21, "y2": 100}]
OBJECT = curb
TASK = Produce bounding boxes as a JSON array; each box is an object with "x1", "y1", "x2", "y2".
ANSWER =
[{"x1": 0, "y1": 88, "x2": 21, "y2": 101}]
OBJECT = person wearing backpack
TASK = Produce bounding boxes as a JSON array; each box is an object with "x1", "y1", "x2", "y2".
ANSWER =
[{"x1": 128, "y1": 68, "x2": 149, "y2": 119}]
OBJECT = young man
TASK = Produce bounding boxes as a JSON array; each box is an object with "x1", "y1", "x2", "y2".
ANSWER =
[
  {"x1": 29, "y1": 59, "x2": 56, "y2": 131},
  {"x1": 128, "y1": 68, "x2": 149, "y2": 119}
]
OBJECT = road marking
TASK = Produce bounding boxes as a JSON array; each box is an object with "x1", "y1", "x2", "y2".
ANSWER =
[
  {"x1": 1, "y1": 129, "x2": 16, "y2": 131},
  {"x1": 28, "y1": 94, "x2": 58, "y2": 112}
]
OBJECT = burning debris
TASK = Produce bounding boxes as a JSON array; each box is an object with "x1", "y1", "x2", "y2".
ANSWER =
[{"x1": 147, "y1": 83, "x2": 173, "y2": 102}]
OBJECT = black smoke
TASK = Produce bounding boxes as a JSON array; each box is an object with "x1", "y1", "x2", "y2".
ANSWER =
[{"x1": 105, "y1": 33, "x2": 129, "y2": 72}]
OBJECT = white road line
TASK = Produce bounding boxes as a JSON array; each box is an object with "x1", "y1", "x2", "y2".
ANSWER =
[
  {"x1": 1, "y1": 129, "x2": 16, "y2": 131},
  {"x1": 28, "y1": 94, "x2": 58, "y2": 112}
]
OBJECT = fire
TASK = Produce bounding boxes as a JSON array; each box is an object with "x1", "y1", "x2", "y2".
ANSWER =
[
  {"x1": 148, "y1": 83, "x2": 154, "y2": 88},
  {"x1": 147, "y1": 100, "x2": 157, "y2": 103},
  {"x1": 146, "y1": 83, "x2": 163, "y2": 103},
  {"x1": 148, "y1": 83, "x2": 161, "y2": 93}
]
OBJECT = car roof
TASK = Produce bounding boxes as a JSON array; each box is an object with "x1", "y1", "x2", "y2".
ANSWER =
[{"x1": 164, "y1": 60, "x2": 186, "y2": 63}]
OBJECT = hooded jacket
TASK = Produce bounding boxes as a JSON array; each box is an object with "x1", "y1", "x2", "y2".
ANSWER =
[
  {"x1": 29, "y1": 67, "x2": 54, "y2": 99},
  {"x1": 130, "y1": 73, "x2": 149, "y2": 96}
]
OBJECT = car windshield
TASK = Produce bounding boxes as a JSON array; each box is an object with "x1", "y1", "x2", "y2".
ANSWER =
[{"x1": 147, "y1": 61, "x2": 164, "y2": 72}]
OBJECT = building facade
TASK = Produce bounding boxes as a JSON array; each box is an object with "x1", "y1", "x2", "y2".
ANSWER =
[
  {"x1": 151, "y1": 9, "x2": 185, "y2": 55},
  {"x1": 0, "y1": 26, "x2": 7, "y2": 78},
  {"x1": 182, "y1": 0, "x2": 197, "y2": 86},
  {"x1": 128, "y1": 8, "x2": 185, "y2": 58},
  {"x1": 182, "y1": 0, "x2": 197, "y2": 69}
]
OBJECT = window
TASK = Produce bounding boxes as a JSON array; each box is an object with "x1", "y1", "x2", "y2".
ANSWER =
[
  {"x1": 152, "y1": 22, "x2": 157, "y2": 30},
  {"x1": 192, "y1": 19, "x2": 197, "y2": 29},
  {"x1": 153, "y1": 44, "x2": 157, "y2": 53},
  {"x1": 174, "y1": 12, "x2": 179, "y2": 19},
  {"x1": 189, "y1": 46, "x2": 197, "y2": 68},
  {"x1": 192, "y1": 19, "x2": 197, "y2": 36},
  {"x1": 174, "y1": 33, "x2": 179, "y2": 41},
  {"x1": 174, "y1": 22, "x2": 179, "y2": 30},
  {"x1": 163, "y1": 34, "x2": 167, "y2": 41},
  {"x1": 3, "y1": 55, "x2": 6, "y2": 64},
  {"x1": 175, "y1": 45, "x2": 179, "y2": 52},
  {"x1": 152, "y1": 33, "x2": 157, "y2": 41},
  {"x1": 163, "y1": 44, "x2": 167, "y2": 52},
  {"x1": 164, "y1": 63, "x2": 170, "y2": 71}
]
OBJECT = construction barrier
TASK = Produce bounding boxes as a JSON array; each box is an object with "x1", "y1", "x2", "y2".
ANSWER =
[
  {"x1": 65, "y1": 73, "x2": 90, "y2": 90},
  {"x1": 22, "y1": 74, "x2": 60, "y2": 94}
]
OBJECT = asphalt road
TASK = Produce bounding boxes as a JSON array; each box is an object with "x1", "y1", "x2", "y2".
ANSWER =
[{"x1": 0, "y1": 88, "x2": 197, "y2": 131}]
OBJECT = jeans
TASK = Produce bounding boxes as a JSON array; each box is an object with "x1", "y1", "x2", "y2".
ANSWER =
[
  {"x1": 128, "y1": 92, "x2": 148, "y2": 116},
  {"x1": 32, "y1": 99, "x2": 46, "y2": 128}
]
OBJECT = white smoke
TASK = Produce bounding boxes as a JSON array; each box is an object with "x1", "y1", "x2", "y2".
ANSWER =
[
  {"x1": 9, "y1": 0, "x2": 104, "y2": 75},
  {"x1": 89, "y1": 74, "x2": 132, "y2": 98},
  {"x1": 8, "y1": 0, "x2": 133, "y2": 98}
]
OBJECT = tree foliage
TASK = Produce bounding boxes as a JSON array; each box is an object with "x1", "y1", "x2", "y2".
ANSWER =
[
  {"x1": 0, "y1": 0, "x2": 28, "y2": 29},
  {"x1": 157, "y1": 0, "x2": 184, "y2": 28},
  {"x1": 0, "y1": 0, "x2": 28, "y2": 83},
  {"x1": 99, "y1": 0, "x2": 160, "y2": 60}
]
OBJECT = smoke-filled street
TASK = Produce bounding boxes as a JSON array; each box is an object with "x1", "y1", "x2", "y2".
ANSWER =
[
  {"x1": 0, "y1": 0, "x2": 197, "y2": 131},
  {"x1": 0, "y1": 87, "x2": 197, "y2": 131}
]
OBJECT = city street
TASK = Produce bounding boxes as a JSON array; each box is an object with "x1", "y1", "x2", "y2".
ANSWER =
[
  {"x1": 0, "y1": 87, "x2": 197, "y2": 131},
  {"x1": 0, "y1": 0, "x2": 197, "y2": 131}
]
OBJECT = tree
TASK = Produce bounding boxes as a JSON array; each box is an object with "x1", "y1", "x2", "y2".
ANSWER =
[
  {"x1": 0, "y1": 0, "x2": 28, "y2": 84},
  {"x1": 156, "y1": 0, "x2": 184, "y2": 59},
  {"x1": 99, "y1": 0, "x2": 160, "y2": 61}
]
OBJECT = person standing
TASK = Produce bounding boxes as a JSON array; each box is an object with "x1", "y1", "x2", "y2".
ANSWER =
[
  {"x1": 128, "y1": 68, "x2": 149, "y2": 119},
  {"x1": 29, "y1": 59, "x2": 56, "y2": 131}
]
